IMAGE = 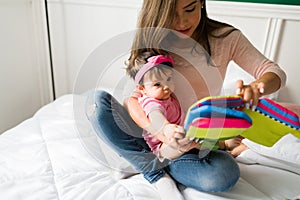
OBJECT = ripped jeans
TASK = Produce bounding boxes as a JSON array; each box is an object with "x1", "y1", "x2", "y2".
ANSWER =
[{"x1": 86, "y1": 90, "x2": 240, "y2": 192}]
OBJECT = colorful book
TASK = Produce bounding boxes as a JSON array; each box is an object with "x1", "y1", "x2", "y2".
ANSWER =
[{"x1": 184, "y1": 96, "x2": 300, "y2": 147}]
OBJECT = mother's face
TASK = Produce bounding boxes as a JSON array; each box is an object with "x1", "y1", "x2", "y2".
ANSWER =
[{"x1": 171, "y1": 0, "x2": 202, "y2": 38}]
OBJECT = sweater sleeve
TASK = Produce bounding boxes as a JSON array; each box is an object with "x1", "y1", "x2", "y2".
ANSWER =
[{"x1": 230, "y1": 30, "x2": 286, "y2": 89}]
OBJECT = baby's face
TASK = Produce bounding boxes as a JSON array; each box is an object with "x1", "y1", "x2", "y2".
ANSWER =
[{"x1": 142, "y1": 68, "x2": 174, "y2": 100}]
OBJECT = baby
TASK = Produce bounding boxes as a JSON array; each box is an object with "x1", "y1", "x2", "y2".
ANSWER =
[
  {"x1": 131, "y1": 53, "x2": 186, "y2": 200},
  {"x1": 134, "y1": 54, "x2": 185, "y2": 159}
]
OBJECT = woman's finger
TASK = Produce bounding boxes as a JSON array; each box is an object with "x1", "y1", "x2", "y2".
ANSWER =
[
  {"x1": 243, "y1": 86, "x2": 253, "y2": 104},
  {"x1": 174, "y1": 132, "x2": 185, "y2": 139},
  {"x1": 251, "y1": 87, "x2": 259, "y2": 109},
  {"x1": 177, "y1": 138, "x2": 194, "y2": 149},
  {"x1": 250, "y1": 82, "x2": 265, "y2": 109},
  {"x1": 257, "y1": 82, "x2": 265, "y2": 94},
  {"x1": 235, "y1": 79, "x2": 244, "y2": 95},
  {"x1": 175, "y1": 126, "x2": 185, "y2": 133},
  {"x1": 178, "y1": 140, "x2": 200, "y2": 152}
]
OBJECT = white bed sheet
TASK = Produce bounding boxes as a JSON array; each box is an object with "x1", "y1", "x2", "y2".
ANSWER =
[{"x1": 0, "y1": 93, "x2": 300, "y2": 200}]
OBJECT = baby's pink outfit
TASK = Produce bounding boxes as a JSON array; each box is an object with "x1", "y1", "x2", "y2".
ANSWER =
[{"x1": 138, "y1": 96, "x2": 183, "y2": 155}]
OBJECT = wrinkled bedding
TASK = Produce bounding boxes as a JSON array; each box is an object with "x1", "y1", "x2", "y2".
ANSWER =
[{"x1": 1, "y1": 94, "x2": 300, "y2": 200}]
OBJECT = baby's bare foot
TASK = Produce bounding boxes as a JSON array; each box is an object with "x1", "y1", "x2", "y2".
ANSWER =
[{"x1": 229, "y1": 143, "x2": 249, "y2": 158}]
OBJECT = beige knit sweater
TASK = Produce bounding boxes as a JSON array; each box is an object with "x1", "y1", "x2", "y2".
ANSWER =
[{"x1": 164, "y1": 28, "x2": 287, "y2": 111}]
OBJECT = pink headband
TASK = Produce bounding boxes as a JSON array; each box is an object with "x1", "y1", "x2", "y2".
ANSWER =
[{"x1": 134, "y1": 55, "x2": 174, "y2": 84}]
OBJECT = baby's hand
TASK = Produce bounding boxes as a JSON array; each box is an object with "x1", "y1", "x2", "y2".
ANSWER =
[{"x1": 163, "y1": 124, "x2": 185, "y2": 140}]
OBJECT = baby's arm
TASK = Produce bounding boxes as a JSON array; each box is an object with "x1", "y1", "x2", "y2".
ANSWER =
[
  {"x1": 148, "y1": 110, "x2": 202, "y2": 160},
  {"x1": 125, "y1": 98, "x2": 197, "y2": 159},
  {"x1": 148, "y1": 110, "x2": 185, "y2": 142},
  {"x1": 124, "y1": 96, "x2": 181, "y2": 143},
  {"x1": 124, "y1": 96, "x2": 150, "y2": 129},
  {"x1": 147, "y1": 110, "x2": 168, "y2": 136}
]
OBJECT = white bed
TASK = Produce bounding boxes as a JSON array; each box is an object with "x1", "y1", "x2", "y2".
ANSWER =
[{"x1": 1, "y1": 91, "x2": 300, "y2": 200}]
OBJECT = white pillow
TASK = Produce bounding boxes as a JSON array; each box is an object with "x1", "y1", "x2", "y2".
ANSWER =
[{"x1": 237, "y1": 134, "x2": 300, "y2": 174}]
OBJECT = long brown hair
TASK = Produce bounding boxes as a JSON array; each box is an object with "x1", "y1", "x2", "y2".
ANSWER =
[
  {"x1": 194, "y1": 0, "x2": 237, "y2": 55},
  {"x1": 126, "y1": 0, "x2": 236, "y2": 75}
]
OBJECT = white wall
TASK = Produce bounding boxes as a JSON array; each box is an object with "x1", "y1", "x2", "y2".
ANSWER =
[
  {"x1": 47, "y1": 0, "x2": 300, "y2": 104},
  {"x1": 1, "y1": 0, "x2": 299, "y2": 133},
  {"x1": 0, "y1": 0, "x2": 53, "y2": 134},
  {"x1": 47, "y1": 0, "x2": 142, "y2": 97}
]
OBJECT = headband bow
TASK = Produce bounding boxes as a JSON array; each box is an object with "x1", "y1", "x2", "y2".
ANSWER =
[{"x1": 134, "y1": 55, "x2": 174, "y2": 84}]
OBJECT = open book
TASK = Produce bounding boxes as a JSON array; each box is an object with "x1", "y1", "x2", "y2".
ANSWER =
[{"x1": 184, "y1": 96, "x2": 300, "y2": 147}]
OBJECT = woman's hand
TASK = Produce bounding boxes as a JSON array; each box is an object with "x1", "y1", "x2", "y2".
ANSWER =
[
  {"x1": 235, "y1": 72, "x2": 281, "y2": 109},
  {"x1": 155, "y1": 123, "x2": 186, "y2": 145},
  {"x1": 235, "y1": 79, "x2": 265, "y2": 109},
  {"x1": 170, "y1": 137, "x2": 200, "y2": 152},
  {"x1": 163, "y1": 124, "x2": 197, "y2": 153},
  {"x1": 159, "y1": 135, "x2": 201, "y2": 160}
]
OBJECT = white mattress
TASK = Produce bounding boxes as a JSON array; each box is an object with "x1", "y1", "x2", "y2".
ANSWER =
[{"x1": 0, "y1": 93, "x2": 300, "y2": 200}]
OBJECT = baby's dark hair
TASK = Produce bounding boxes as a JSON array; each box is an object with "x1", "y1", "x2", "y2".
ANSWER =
[
  {"x1": 125, "y1": 51, "x2": 153, "y2": 79},
  {"x1": 125, "y1": 51, "x2": 173, "y2": 85},
  {"x1": 139, "y1": 63, "x2": 173, "y2": 85}
]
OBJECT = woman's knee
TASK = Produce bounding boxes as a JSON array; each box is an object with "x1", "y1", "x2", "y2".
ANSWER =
[
  {"x1": 93, "y1": 90, "x2": 113, "y2": 107},
  {"x1": 198, "y1": 151, "x2": 239, "y2": 192},
  {"x1": 86, "y1": 90, "x2": 112, "y2": 119},
  {"x1": 168, "y1": 151, "x2": 240, "y2": 192}
]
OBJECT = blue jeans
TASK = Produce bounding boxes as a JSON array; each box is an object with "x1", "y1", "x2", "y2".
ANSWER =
[{"x1": 87, "y1": 90, "x2": 240, "y2": 192}]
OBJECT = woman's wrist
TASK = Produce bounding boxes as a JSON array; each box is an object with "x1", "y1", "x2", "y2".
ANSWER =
[
  {"x1": 254, "y1": 72, "x2": 281, "y2": 95},
  {"x1": 159, "y1": 143, "x2": 184, "y2": 160}
]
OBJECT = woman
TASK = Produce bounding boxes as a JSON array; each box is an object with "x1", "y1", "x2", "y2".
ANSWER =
[{"x1": 87, "y1": 0, "x2": 286, "y2": 199}]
